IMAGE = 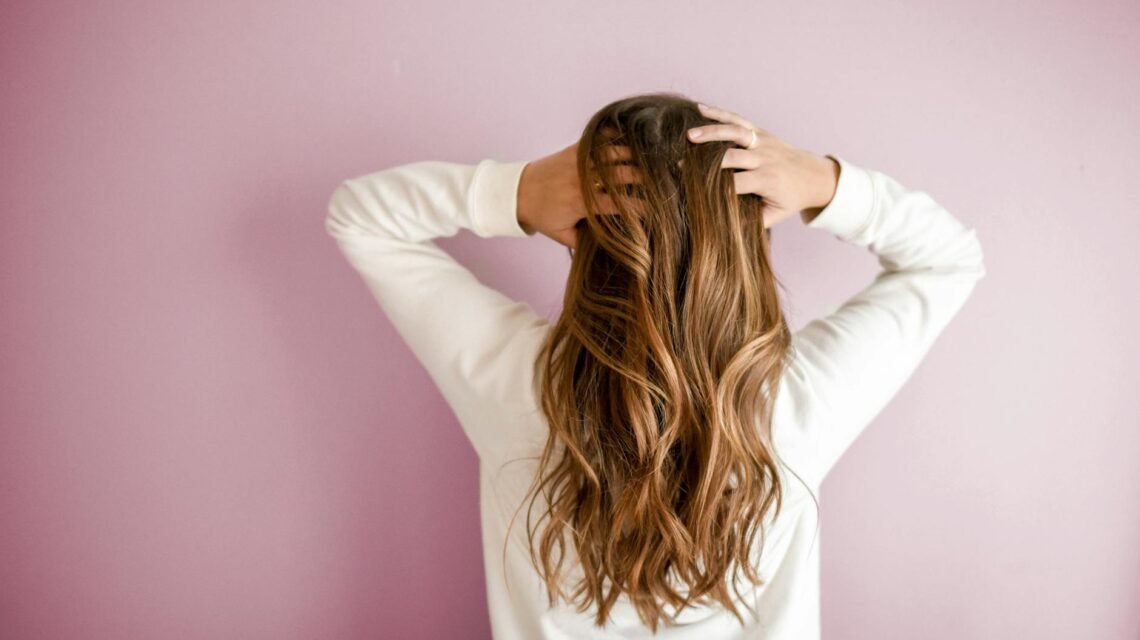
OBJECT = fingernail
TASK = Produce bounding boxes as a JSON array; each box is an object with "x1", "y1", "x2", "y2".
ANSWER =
[
  {"x1": 688, "y1": 128, "x2": 702, "y2": 139},
  {"x1": 697, "y1": 103, "x2": 709, "y2": 110}
]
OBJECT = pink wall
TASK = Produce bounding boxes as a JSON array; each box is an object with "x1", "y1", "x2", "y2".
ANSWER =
[{"x1": 2, "y1": 1, "x2": 1136, "y2": 638}]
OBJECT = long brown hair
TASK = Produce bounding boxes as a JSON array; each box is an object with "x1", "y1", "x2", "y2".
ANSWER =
[{"x1": 512, "y1": 92, "x2": 812, "y2": 632}]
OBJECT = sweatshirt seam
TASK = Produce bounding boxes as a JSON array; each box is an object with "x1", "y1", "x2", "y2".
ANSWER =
[{"x1": 468, "y1": 160, "x2": 488, "y2": 237}]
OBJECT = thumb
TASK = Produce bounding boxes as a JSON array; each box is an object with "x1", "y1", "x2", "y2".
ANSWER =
[{"x1": 548, "y1": 226, "x2": 580, "y2": 251}]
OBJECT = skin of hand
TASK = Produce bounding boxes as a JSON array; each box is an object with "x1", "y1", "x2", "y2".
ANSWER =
[
  {"x1": 688, "y1": 102, "x2": 840, "y2": 228},
  {"x1": 516, "y1": 106, "x2": 839, "y2": 248},
  {"x1": 516, "y1": 137, "x2": 641, "y2": 250}
]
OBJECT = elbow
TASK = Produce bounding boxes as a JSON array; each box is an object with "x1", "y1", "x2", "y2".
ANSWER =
[
  {"x1": 942, "y1": 226, "x2": 986, "y2": 282},
  {"x1": 919, "y1": 227, "x2": 987, "y2": 283},
  {"x1": 967, "y1": 227, "x2": 987, "y2": 280},
  {"x1": 324, "y1": 181, "x2": 364, "y2": 240}
]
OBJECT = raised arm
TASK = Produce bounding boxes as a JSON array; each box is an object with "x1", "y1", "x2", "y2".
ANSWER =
[
  {"x1": 324, "y1": 159, "x2": 550, "y2": 460},
  {"x1": 783, "y1": 155, "x2": 987, "y2": 486}
]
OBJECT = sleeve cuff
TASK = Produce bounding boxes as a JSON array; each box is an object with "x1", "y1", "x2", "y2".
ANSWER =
[
  {"x1": 469, "y1": 158, "x2": 537, "y2": 239},
  {"x1": 804, "y1": 155, "x2": 876, "y2": 241}
]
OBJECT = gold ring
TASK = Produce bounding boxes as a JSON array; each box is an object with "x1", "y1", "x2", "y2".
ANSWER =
[{"x1": 747, "y1": 129, "x2": 758, "y2": 149}]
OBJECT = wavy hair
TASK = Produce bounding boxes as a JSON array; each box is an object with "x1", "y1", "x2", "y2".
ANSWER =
[{"x1": 510, "y1": 92, "x2": 814, "y2": 632}]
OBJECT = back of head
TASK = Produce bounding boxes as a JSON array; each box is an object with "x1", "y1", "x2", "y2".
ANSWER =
[{"x1": 520, "y1": 91, "x2": 795, "y2": 632}]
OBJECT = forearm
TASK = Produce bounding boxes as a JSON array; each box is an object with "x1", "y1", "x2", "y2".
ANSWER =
[{"x1": 800, "y1": 154, "x2": 842, "y2": 225}]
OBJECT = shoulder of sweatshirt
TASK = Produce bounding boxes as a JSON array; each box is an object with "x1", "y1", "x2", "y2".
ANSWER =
[
  {"x1": 325, "y1": 158, "x2": 551, "y2": 461},
  {"x1": 324, "y1": 155, "x2": 987, "y2": 481},
  {"x1": 773, "y1": 155, "x2": 986, "y2": 489}
]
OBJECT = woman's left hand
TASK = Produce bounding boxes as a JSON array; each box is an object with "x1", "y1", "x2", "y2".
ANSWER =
[
  {"x1": 517, "y1": 139, "x2": 643, "y2": 250},
  {"x1": 687, "y1": 102, "x2": 839, "y2": 229}
]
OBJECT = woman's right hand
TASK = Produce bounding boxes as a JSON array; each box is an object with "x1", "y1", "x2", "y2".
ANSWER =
[
  {"x1": 687, "y1": 102, "x2": 840, "y2": 229},
  {"x1": 518, "y1": 137, "x2": 641, "y2": 251}
]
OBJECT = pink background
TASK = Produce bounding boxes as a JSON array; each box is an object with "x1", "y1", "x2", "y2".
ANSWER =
[{"x1": 2, "y1": 1, "x2": 1137, "y2": 638}]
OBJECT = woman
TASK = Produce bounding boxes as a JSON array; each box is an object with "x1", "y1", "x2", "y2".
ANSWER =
[{"x1": 324, "y1": 93, "x2": 986, "y2": 639}]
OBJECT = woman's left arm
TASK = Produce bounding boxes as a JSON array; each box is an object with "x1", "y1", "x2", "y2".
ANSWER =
[{"x1": 325, "y1": 159, "x2": 549, "y2": 459}]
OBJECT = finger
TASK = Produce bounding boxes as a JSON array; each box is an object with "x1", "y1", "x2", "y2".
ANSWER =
[
  {"x1": 599, "y1": 145, "x2": 634, "y2": 162},
  {"x1": 721, "y1": 147, "x2": 765, "y2": 170},
  {"x1": 687, "y1": 123, "x2": 760, "y2": 149},
  {"x1": 592, "y1": 191, "x2": 623, "y2": 212},
  {"x1": 550, "y1": 226, "x2": 579, "y2": 250},
  {"x1": 696, "y1": 103, "x2": 757, "y2": 131},
  {"x1": 607, "y1": 164, "x2": 644, "y2": 185},
  {"x1": 589, "y1": 163, "x2": 645, "y2": 187},
  {"x1": 597, "y1": 186, "x2": 649, "y2": 215},
  {"x1": 732, "y1": 170, "x2": 771, "y2": 198}
]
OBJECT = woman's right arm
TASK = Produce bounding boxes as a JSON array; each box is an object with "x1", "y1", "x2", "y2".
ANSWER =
[{"x1": 783, "y1": 155, "x2": 987, "y2": 486}]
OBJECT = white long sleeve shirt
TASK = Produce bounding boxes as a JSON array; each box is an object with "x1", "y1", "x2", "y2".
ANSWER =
[{"x1": 325, "y1": 154, "x2": 986, "y2": 639}]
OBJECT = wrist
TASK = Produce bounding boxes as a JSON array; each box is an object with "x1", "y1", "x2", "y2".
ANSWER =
[
  {"x1": 812, "y1": 154, "x2": 840, "y2": 210},
  {"x1": 798, "y1": 154, "x2": 840, "y2": 225},
  {"x1": 516, "y1": 162, "x2": 538, "y2": 234}
]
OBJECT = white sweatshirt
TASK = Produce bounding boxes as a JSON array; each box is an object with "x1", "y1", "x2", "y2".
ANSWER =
[{"x1": 325, "y1": 154, "x2": 986, "y2": 639}]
